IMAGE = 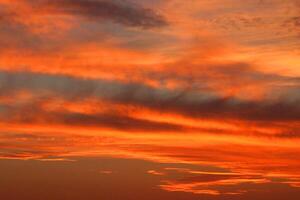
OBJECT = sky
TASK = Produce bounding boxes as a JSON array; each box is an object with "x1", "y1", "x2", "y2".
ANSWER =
[{"x1": 0, "y1": 0, "x2": 300, "y2": 199}]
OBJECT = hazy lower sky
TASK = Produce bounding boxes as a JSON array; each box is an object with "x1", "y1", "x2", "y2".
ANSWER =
[{"x1": 0, "y1": 0, "x2": 300, "y2": 199}]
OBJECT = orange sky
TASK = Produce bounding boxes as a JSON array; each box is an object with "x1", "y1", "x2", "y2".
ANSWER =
[{"x1": 0, "y1": 0, "x2": 300, "y2": 199}]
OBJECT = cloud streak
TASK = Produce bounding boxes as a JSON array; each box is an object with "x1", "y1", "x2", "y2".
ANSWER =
[
  {"x1": 26, "y1": 0, "x2": 168, "y2": 29},
  {"x1": 1, "y1": 70, "x2": 300, "y2": 124}
]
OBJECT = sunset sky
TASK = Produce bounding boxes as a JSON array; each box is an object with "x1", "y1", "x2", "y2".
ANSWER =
[{"x1": 0, "y1": 0, "x2": 300, "y2": 199}]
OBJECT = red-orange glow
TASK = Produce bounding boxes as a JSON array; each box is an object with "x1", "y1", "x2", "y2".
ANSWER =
[{"x1": 1, "y1": 0, "x2": 300, "y2": 199}]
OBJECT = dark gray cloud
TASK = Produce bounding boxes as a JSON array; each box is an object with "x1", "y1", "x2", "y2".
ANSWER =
[
  {"x1": 0, "y1": 0, "x2": 168, "y2": 55},
  {"x1": 34, "y1": 0, "x2": 168, "y2": 28},
  {"x1": 1, "y1": 70, "x2": 300, "y2": 124},
  {"x1": 0, "y1": 0, "x2": 168, "y2": 54}
]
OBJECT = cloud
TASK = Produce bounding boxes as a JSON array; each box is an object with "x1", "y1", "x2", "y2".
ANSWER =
[
  {"x1": 283, "y1": 16, "x2": 300, "y2": 33},
  {"x1": 157, "y1": 166, "x2": 300, "y2": 196},
  {"x1": 159, "y1": 172, "x2": 268, "y2": 196},
  {"x1": 0, "y1": 1, "x2": 300, "y2": 199},
  {"x1": 0, "y1": 0, "x2": 168, "y2": 53},
  {"x1": 147, "y1": 170, "x2": 165, "y2": 176},
  {"x1": 33, "y1": 0, "x2": 168, "y2": 29},
  {"x1": 1, "y1": 70, "x2": 300, "y2": 124},
  {"x1": 0, "y1": 106, "x2": 191, "y2": 133}
]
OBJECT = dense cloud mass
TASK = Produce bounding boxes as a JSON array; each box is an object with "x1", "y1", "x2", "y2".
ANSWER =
[{"x1": 1, "y1": 70, "x2": 300, "y2": 123}]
